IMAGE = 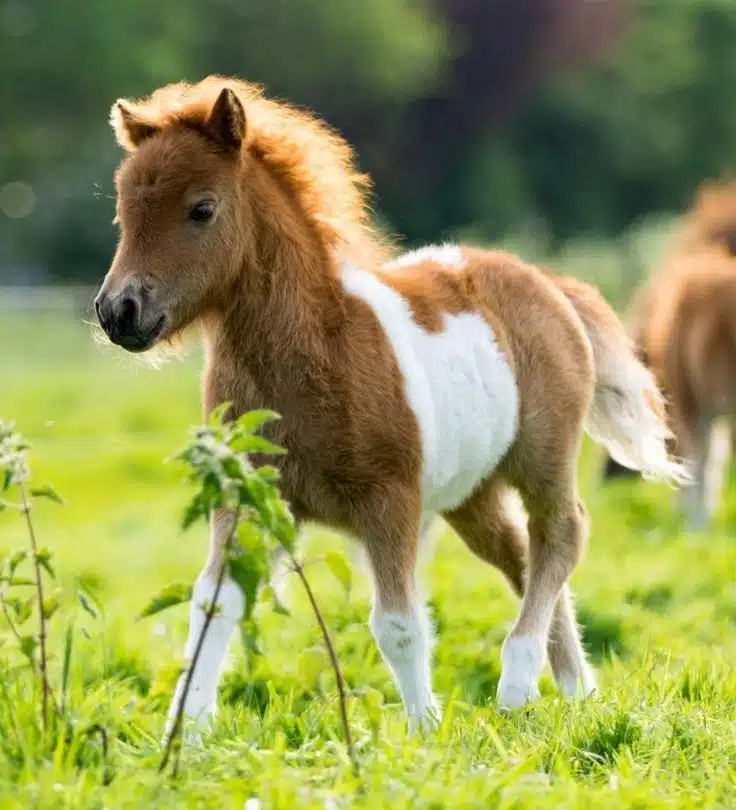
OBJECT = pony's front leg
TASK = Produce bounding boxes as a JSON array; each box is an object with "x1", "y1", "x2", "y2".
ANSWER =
[
  {"x1": 363, "y1": 504, "x2": 440, "y2": 733},
  {"x1": 164, "y1": 509, "x2": 244, "y2": 743}
]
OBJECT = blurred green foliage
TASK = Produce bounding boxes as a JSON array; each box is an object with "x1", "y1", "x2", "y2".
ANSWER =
[{"x1": 0, "y1": 0, "x2": 735, "y2": 283}]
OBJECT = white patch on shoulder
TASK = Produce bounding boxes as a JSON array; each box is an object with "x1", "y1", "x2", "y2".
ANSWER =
[
  {"x1": 385, "y1": 243, "x2": 466, "y2": 271},
  {"x1": 341, "y1": 261, "x2": 518, "y2": 514}
]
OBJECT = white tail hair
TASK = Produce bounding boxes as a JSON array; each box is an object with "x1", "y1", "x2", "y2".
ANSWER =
[{"x1": 553, "y1": 276, "x2": 690, "y2": 486}]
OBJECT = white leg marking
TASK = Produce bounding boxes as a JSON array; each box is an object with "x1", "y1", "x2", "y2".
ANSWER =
[
  {"x1": 556, "y1": 663, "x2": 597, "y2": 699},
  {"x1": 682, "y1": 414, "x2": 715, "y2": 530},
  {"x1": 371, "y1": 603, "x2": 439, "y2": 732},
  {"x1": 497, "y1": 635, "x2": 545, "y2": 710},
  {"x1": 548, "y1": 587, "x2": 597, "y2": 699},
  {"x1": 164, "y1": 571, "x2": 244, "y2": 741},
  {"x1": 704, "y1": 418, "x2": 730, "y2": 517}
]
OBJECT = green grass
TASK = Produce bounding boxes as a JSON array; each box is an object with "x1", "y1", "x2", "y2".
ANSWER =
[{"x1": 1, "y1": 311, "x2": 736, "y2": 809}]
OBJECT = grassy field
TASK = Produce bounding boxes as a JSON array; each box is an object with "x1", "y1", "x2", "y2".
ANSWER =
[{"x1": 1, "y1": 309, "x2": 736, "y2": 809}]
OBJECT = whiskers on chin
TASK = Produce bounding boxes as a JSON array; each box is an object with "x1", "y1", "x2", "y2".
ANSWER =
[{"x1": 85, "y1": 319, "x2": 192, "y2": 369}]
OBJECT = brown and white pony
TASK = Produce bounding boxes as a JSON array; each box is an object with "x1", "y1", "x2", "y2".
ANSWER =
[
  {"x1": 604, "y1": 182, "x2": 736, "y2": 528},
  {"x1": 95, "y1": 77, "x2": 685, "y2": 735}
]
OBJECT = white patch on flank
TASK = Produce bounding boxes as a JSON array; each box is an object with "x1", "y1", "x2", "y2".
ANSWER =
[
  {"x1": 341, "y1": 261, "x2": 518, "y2": 514},
  {"x1": 385, "y1": 243, "x2": 467, "y2": 271},
  {"x1": 497, "y1": 634, "x2": 545, "y2": 710},
  {"x1": 370, "y1": 604, "x2": 439, "y2": 731}
]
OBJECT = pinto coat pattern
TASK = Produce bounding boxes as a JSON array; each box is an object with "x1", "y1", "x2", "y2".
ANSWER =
[{"x1": 95, "y1": 77, "x2": 686, "y2": 734}]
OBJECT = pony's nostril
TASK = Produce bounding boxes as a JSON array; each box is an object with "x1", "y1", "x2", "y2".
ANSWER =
[
  {"x1": 95, "y1": 295, "x2": 111, "y2": 331},
  {"x1": 118, "y1": 295, "x2": 140, "y2": 337}
]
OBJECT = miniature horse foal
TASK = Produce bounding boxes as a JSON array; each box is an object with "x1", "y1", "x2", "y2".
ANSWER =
[{"x1": 95, "y1": 78, "x2": 686, "y2": 735}]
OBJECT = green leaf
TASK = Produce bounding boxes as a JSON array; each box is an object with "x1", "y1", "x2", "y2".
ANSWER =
[
  {"x1": 239, "y1": 618, "x2": 261, "y2": 659},
  {"x1": 181, "y1": 495, "x2": 206, "y2": 531},
  {"x1": 8, "y1": 596, "x2": 33, "y2": 624},
  {"x1": 137, "y1": 582, "x2": 192, "y2": 620},
  {"x1": 42, "y1": 594, "x2": 60, "y2": 620},
  {"x1": 229, "y1": 554, "x2": 266, "y2": 623},
  {"x1": 8, "y1": 550, "x2": 27, "y2": 578},
  {"x1": 61, "y1": 623, "x2": 74, "y2": 713},
  {"x1": 30, "y1": 484, "x2": 63, "y2": 505},
  {"x1": 1, "y1": 576, "x2": 33, "y2": 587},
  {"x1": 235, "y1": 409, "x2": 281, "y2": 434},
  {"x1": 19, "y1": 634, "x2": 37, "y2": 664},
  {"x1": 325, "y1": 551, "x2": 352, "y2": 594},
  {"x1": 259, "y1": 584, "x2": 291, "y2": 616},
  {"x1": 208, "y1": 402, "x2": 233, "y2": 426},
  {"x1": 256, "y1": 465, "x2": 281, "y2": 483},
  {"x1": 77, "y1": 590, "x2": 98, "y2": 619},
  {"x1": 36, "y1": 547, "x2": 55, "y2": 579},
  {"x1": 232, "y1": 435, "x2": 287, "y2": 456}
]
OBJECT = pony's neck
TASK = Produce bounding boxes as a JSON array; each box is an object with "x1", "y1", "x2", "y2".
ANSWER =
[{"x1": 203, "y1": 158, "x2": 351, "y2": 385}]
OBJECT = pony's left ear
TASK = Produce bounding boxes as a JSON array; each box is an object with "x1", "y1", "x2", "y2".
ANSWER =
[
  {"x1": 110, "y1": 100, "x2": 159, "y2": 151},
  {"x1": 205, "y1": 88, "x2": 246, "y2": 152}
]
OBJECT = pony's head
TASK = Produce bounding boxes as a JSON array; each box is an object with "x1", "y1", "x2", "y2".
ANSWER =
[
  {"x1": 686, "y1": 180, "x2": 736, "y2": 257},
  {"x1": 96, "y1": 84, "x2": 250, "y2": 352},
  {"x1": 95, "y1": 77, "x2": 382, "y2": 353}
]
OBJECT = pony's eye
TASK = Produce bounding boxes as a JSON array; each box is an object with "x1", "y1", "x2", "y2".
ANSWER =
[{"x1": 189, "y1": 200, "x2": 216, "y2": 223}]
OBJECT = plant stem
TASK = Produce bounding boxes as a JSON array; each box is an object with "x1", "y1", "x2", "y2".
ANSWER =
[
  {"x1": 86, "y1": 723, "x2": 113, "y2": 785},
  {"x1": 0, "y1": 588, "x2": 24, "y2": 645},
  {"x1": 159, "y1": 509, "x2": 240, "y2": 776},
  {"x1": 19, "y1": 481, "x2": 50, "y2": 734},
  {"x1": 290, "y1": 553, "x2": 358, "y2": 777}
]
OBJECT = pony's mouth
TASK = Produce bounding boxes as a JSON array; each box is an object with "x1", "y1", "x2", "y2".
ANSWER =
[{"x1": 113, "y1": 314, "x2": 167, "y2": 353}]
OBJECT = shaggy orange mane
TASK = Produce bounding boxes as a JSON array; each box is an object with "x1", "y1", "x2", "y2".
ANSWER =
[{"x1": 113, "y1": 76, "x2": 390, "y2": 264}]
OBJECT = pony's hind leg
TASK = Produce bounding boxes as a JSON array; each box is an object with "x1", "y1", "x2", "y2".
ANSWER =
[
  {"x1": 164, "y1": 509, "x2": 244, "y2": 743},
  {"x1": 703, "y1": 417, "x2": 730, "y2": 521},
  {"x1": 497, "y1": 471, "x2": 588, "y2": 710},
  {"x1": 547, "y1": 584, "x2": 596, "y2": 698},
  {"x1": 679, "y1": 411, "x2": 715, "y2": 530},
  {"x1": 444, "y1": 481, "x2": 594, "y2": 702}
]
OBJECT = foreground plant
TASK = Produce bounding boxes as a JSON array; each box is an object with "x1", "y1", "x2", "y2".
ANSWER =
[
  {"x1": 148, "y1": 407, "x2": 356, "y2": 776},
  {"x1": 0, "y1": 420, "x2": 62, "y2": 734}
]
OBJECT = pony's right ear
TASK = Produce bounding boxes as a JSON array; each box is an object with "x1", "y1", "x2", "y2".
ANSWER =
[
  {"x1": 205, "y1": 88, "x2": 246, "y2": 152},
  {"x1": 110, "y1": 100, "x2": 159, "y2": 151}
]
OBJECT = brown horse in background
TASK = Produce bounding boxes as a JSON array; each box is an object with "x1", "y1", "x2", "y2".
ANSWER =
[{"x1": 604, "y1": 182, "x2": 736, "y2": 528}]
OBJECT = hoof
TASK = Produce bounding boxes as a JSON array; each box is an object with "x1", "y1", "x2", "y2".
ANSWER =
[
  {"x1": 407, "y1": 699, "x2": 442, "y2": 734},
  {"x1": 497, "y1": 679, "x2": 540, "y2": 711}
]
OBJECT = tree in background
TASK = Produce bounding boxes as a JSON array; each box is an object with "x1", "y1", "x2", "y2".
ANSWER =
[{"x1": 0, "y1": 0, "x2": 734, "y2": 286}]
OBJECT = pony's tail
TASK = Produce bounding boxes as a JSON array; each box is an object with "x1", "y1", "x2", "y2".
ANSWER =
[{"x1": 552, "y1": 275, "x2": 690, "y2": 486}]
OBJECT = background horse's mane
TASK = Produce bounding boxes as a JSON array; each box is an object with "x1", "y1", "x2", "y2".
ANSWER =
[
  {"x1": 670, "y1": 180, "x2": 736, "y2": 257},
  {"x1": 120, "y1": 75, "x2": 391, "y2": 263}
]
